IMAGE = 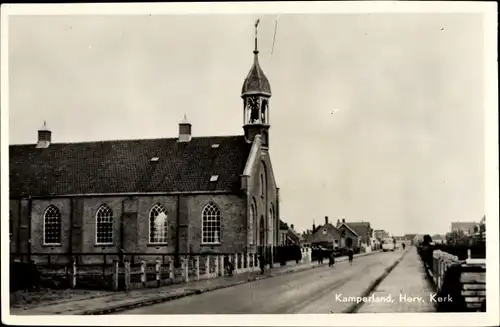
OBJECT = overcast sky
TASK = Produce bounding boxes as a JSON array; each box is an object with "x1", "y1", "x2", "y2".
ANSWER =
[{"x1": 8, "y1": 13, "x2": 486, "y2": 236}]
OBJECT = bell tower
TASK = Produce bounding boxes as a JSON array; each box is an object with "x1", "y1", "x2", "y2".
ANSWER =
[{"x1": 241, "y1": 19, "x2": 272, "y2": 148}]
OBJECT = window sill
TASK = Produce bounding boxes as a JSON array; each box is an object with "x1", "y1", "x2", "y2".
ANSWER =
[
  {"x1": 94, "y1": 243, "x2": 114, "y2": 247},
  {"x1": 42, "y1": 243, "x2": 61, "y2": 247},
  {"x1": 147, "y1": 243, "x2": 168, "y2": 247},
  {"x1": 201, "y1": 243, "x2": 221, "y2": 246}
]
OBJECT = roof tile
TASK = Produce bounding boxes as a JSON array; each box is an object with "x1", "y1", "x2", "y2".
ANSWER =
[{"x1": 9, "y1": 135, "x2": 251, "y2": 198}]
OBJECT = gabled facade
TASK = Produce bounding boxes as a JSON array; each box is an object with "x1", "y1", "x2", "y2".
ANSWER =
[
  {"x1": 336, "y1": 223, "x2": 359, "y2": 249},
  {"x1": 338, "y1": 221, "x2": 372, "y2": 246},
  {"x1": 311, "y1": 216, "x2": 341, "y2": 250},
  {"x1": 9, "y1": 24, "x2": 280, "y2": 263}
]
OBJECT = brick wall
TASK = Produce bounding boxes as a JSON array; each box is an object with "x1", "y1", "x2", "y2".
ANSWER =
[{"x1": 13, "y1": 193, "x2": 249, "y2": 263}]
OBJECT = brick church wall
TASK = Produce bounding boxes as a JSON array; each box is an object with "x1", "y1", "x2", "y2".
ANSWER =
[{"x1": 12, "y1": 193, "x2": 248, "y2": 264}]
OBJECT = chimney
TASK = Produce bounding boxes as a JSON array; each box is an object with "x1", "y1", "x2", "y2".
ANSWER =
[
  {"x1": 290, "y1": 224, "x2": 294, "y2": 230},
  {"x1": 337, "y1": 219, "x2": 340, "y2": 225},
  {"x1": 325, "y1": 216, "x2": 329, "y2": 225},
  {"x1": 342, "y1": 218, "x2": 345, "y2": 223},
  {"x1": 178, "y1": 114, "x2": 192, "y2": 143},
  {"x1": 312, "y1": 223, "x2": 316, "y2": 231},
  {"x1": 36, "y1": 121, "x2": 51, "y2": 148}
]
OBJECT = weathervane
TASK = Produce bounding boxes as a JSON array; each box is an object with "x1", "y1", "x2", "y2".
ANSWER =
[{"x1": 254, "y1": 18, "x2": 260, "y2": 53}]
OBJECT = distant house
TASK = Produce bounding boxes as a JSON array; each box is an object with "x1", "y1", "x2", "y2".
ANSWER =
[
  {"x1": 337, "y1": 219, "x2": 372, "y2": 246},
  {"x1": 451, "y1": 222, "x2": 478, "y2": 236},
  {"x1": 310, "y1": 216, "x2": 341, "y2": 250},
  {"x1": 336, "y1": 221, "x2": 359, "y2": 249},
  {"x1": 374, "y1": 229, "x2": 389, "y2": 241},
  {"x1": 279, "y1": 220, "x2": 300, "y2": 246},
  {"x1": 432, "y1": 234, "x2": 445, "y2": 244},
  {"x1": 403, "y1": 234, "x2": 417, "y2": 241},
  {"x1": 300, "y1": 230, "x2": 314, "y2": 248}
]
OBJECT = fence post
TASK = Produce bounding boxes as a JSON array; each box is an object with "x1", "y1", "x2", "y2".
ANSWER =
[
  {"x1": 195, "y1": 255, "x2": 200, "y2": 281},
  {"x1": 70, "y1": 259, "x2": 77, "y2": 289},
  {"x1": 124, "y1": 261, "x2": 130, "y2": 292},
  {"x1": 141, "y1": 260, "x2": 146, "y2": 288},
  {"x1": 155, "y1": 259, "x2": 161, "y2": 287},
  {"x1": 112, "y1": 260, "x2": 119, "y2": 291},
  {"x1": 234, "y1": 253, "x2": 239, "y2": 274},
  {"x1": 183, "y1": 256, "x2": 189, "y2": 283},
  {"x1": 215, "y1": 255, "x2": 220, "y2": 277},
  {"x1": 467, "y1": 249, "x2": 471, "y2": 259},
  {"x1": 205, "y1": 255, "x2": 210, "y2": 279},
  {"x1": 169, "y1": 258, "x2": 174, "y2": 280}
]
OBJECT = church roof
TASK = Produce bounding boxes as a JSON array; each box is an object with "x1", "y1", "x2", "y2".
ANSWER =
[
  {"x1": 241, "y1": 51, "x2": 271, "y2": 97},
  {"x1": 9, "y1": 135, "x2": 252, "y2": 198}
]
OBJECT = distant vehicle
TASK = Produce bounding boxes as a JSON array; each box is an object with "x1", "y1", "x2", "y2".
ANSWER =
[{"x1": 382, "y1": 238, "x2": 395, "y2": 252}]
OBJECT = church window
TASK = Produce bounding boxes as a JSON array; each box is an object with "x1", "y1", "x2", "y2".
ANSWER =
[
  {"x1": 202, "y1": 203, "x2": 221, "y2": 245},
  {"x1": 260, "y1": 174, "x2": 264, "y2": 197},
  {"x1": 249, "y1": 203, "x2": 255, "y2": 245},
  {"x1": 149, "y1": 204, "x2": 168, "y2": 244},
  {"x1": 43, "y1": 205, "x2": 61, "y2": 245},
  {"x1": 96, "y1": 204, "x2": 114, "y2": 245},
  {"x1": 210, "y1": 175, "x2": 219, "y2": 182}
]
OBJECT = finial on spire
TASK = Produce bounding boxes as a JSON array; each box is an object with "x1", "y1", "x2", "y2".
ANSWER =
[{"x1": 254, "y1": 18, "x2": 260, "y2": 54}]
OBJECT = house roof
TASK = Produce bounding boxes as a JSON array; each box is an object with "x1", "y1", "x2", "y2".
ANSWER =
[
  {"x1": 286, "y1": 229, "x2": 300, "y2": 244},
  {"x1": 9, "y1": 135, "x2": 252, "y2": 198},
  {"x1": 345, "y1": 222, "x2": 372, "y2": 236},
  {"x1": 311, "y1": 223, "x2": 341, "y2": 243},
  {"x1": 336, "y1": 223, "x2": 359, "y2": 237},
  {"x1": 279, "y1": 219, "x2": 288, "y2": 230}
]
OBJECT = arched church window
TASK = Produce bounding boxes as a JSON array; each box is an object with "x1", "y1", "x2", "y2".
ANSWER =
[
  {"x1": 202, "y1": 203, "x2": 221, "y2": 244},
  {"x1": 261, "y1": 100, "x2": 268, "y2": 123},
  {"x1": 260, "y1": 174, "x2": 265, "y2": 197},
  {"x1": 96, "y1": 204, "x2": 114, "y2": 245},
  {"x1": 43, "y1": 205, "x2": 61, "y2": 245},
  {"x1": 259, "y1": 215, "x2": 265, "y2": 246},
  {"x1": 249, "y1": 203, "x2": 255, "y2": 245},
  {"x1": 149, "y1": 204, "x2": 168, "y2": 244},
  {"x1": 248, "y1": 96, "x2": 260, "y2": 123}
]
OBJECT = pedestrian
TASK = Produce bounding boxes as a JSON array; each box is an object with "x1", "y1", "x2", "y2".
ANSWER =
[
  {"x1": 348, "y1": 248, "x2": 354, "y2": 265},
  {"x1": 224, "y1": 256, "x2": 234, "y2": 276},
  {"x1": 328, "y1": 251, "x2": 335, "y2": 267},
  {"x1": 258, "y1": 253, "x2": 265, "y2": 275},
  {"x1": 402, "y1": 243, "x2": 406, "y2": 250}
]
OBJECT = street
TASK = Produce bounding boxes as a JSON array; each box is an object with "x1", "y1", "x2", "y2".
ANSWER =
[{"x1": 117, "y1": 250, "x2": 403, "y2": 314}]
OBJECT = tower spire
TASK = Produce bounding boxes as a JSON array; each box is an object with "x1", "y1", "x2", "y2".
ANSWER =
[{"x1": 254, "y1": 18, "x2": 260, "y2": 54}]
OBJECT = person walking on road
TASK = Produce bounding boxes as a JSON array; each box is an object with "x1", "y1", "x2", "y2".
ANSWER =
[
  {"x1": 328, "y1": 251, "x2": 335, "y2": 267},
  {"x1": 347, "y1": 248, "x2": 354, "y2": 265},
  {"x1": 402, "y1": 243, "x2": 406, "y2": 250},
  {"x1": 258, "y1": 253, "x2": 265, "y2": 275}
]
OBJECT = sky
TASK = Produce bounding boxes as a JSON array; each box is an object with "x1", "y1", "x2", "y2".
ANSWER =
[{"x1": 7, "y1": 13, "x2": 487, "y2": 236}]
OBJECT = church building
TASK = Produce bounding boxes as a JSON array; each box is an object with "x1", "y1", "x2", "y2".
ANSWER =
[{"x1": 9, "y1": 24, "x2": 280, "y2": 264}]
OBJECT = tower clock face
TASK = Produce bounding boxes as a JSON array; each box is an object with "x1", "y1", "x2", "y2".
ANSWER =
[{"x1": 247, "y1": 96, "x2": 260, "y2": 110}]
